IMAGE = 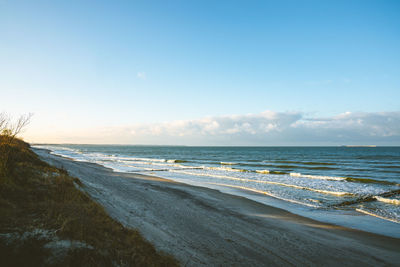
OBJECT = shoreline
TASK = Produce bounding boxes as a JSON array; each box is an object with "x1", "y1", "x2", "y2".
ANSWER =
[
  {"x1": 187, "y1": 180, "x2": 400, "y2": 238},
  {"x1": 33, "y1": 148, "x2": 400, "y2": 266},
  {"x1": 34, "y1": 146, "x2": 400, "y2": 238}
]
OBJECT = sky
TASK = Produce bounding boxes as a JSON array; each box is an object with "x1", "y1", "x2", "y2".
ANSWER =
[{"x1": 0, "y1": 0, "x2": 399, "y2": 145}]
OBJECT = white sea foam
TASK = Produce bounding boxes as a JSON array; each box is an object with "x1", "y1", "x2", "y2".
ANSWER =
[
  {"x1": 290, "y1": 172, "x2": 345, "y2": 181},
  {"x1": 356, "y1": 208, "x2": 400, "y2": 224},
  {"x1": 374, "y1": 196, "x2": 400, "y2": 205},
  {"x1": 205, "y1": 166, "x2": 248, "y2": 172},
  {"x1": 256, "y1": 170, "x2": 270, "y2": 174},
  {"x1": 117, "y1": 156, "x2": 166, "y2": 163},
  {"x1": 173, "y1": 164, "x2": 203, "y2": 169},
  {"x1": 169, "y1": 170, "x2": 352, "y2": 196},
  {"x1": 35, "y1": 144, "x2": 399, "y2": 228},
  {"x1": 33, "y1": 145, "x2": 76, "y2": 152},
  {"x1": 206, "y1": 182, "x2": 318, "y2": 208}
]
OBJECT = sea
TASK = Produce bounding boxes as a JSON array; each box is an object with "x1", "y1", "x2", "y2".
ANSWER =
[{"x1": 34, "y1": 145, "x2": 400, "y2": 237}]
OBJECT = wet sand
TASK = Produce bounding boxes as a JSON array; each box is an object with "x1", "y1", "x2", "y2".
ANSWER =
[{"x1": 34, "y1": 148, "x2": 400, "y2": 266}]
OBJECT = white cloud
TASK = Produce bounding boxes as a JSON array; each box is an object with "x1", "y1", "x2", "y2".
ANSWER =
[
  {"x1": 137, "y1": 71, "x2": 146, "y2": 80},
  {"x1": 88, "y1": 111, "x2": 400, "y2": 145},
  {"x1": 35, "y1": 111, "x2": 400, "y2": 145}
]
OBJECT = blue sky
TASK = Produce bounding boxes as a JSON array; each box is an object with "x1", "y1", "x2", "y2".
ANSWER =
[{"x1": 1, "y1": 0, "x2": 399, "y2": 144}]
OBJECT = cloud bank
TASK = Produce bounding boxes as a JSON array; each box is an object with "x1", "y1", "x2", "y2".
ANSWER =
[{"x1": 91, "y1": 111, "x2": 400, "y2": 146}]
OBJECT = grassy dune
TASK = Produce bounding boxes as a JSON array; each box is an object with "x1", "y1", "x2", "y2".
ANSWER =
[{"x1": 0, "y1": 137, "x2": 178, "y2": 266}]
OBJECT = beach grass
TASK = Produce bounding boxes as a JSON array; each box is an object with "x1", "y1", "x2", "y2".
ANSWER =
[{"x1": 0, "y1": 136, "x2": 178, "y2": 266}]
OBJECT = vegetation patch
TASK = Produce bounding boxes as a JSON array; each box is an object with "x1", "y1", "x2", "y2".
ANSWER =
[{"x1": 0, "y1": 136, "x2": 178, "y2": 266}]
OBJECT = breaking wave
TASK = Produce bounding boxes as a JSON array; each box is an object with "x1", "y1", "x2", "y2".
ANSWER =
[
  {"x1": 374, "y1": 196, "x2": 400, "y2": 205},
  {"x1": 33, "y1": 144, "x2": 400, "y2": 230},
  {"x1": 169, "y1": 170, "x2": 353, "y2": 196},
  {"x1": 290, "y1": 172, "x2": 345, "y2": 181},
  {"x1": 356, "y1": 208, "x2": 400, "y2": 224}
]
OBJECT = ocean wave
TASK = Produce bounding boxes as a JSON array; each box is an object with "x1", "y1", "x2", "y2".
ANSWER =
[
  {"x1": 204, "y1": 166, "x2": 248, "y2": 172},
  {"x1": 206, "y1": 182, "x2": 318, "y2": 208},
  {"x1": 356, "y1": 208, "x2": 400, "y2": 224},
  {"x1": 271, "y1": 160, "x2": 337, "y2": 166},
  {"x1": 220, "y1": 162, "x2": 237, "y2": 165},
  {"x1": 255, "y1": 170, "x2": 270, "y2": 174},
  {"x1": 255, "y1": 163, "x2": 337, "y2": 171},
  {"x1": 374, "y1": 196, "x2": 400, "y2": 205},
  {"x1": 172, "y1": 164, "x2": 203, "y2": 169},
  {"x1": 269, "y1": 171, "x2": 288, "y2": 175},
  {"x1": 344, "y1": 177, "x2": 399, "y2": 186},
  {"x1": 33, "y1": 145, "x2": 78, "y2": 153},
  {"x1": 166, "y1": 159, "x2": 188, "y2": 163},
  {"x1": 270, "y1": 164, "x2": 337, "y2": 170},
  {"x1": 169, "y1": 170, "x2": 352, "y2": 196},
  {"x1": 375, "y1": 165, "x2": 400, "y2": 169},
  {"x1": 120, "y1": 157, "x2": 166, "y2": 163},
  {"x1": 290, "y1": 172, "x2": 345, "y2": 181}
]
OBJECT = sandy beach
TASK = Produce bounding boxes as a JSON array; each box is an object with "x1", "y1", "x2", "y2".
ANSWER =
[{"x1": 34, "y1": 148, "x2": 400, "y2": 266}]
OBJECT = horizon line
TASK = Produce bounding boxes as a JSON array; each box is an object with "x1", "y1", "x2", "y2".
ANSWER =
[{"x1": 30, "y1": 143, "x2": 399, "y2": 148}]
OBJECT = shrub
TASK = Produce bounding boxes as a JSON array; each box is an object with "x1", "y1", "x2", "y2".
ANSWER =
[
  {"x1": 0, "y1": 137, "x2": 178, "y2": 266},
  {"x1": 0, "y1": 113, "x2": 32, "y2": 178}
]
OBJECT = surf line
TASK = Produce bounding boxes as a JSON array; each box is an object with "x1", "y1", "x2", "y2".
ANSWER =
[
  {"x1": 169, "y1": 169, "x2": 352, "y2": 196},
  {"x1": 374, "y1": 196, "x2": 400, "y2": 205},
  {"x1": 356, "y1": 208, "x2": 400, "y2": 224},
  {"x1": 206, "y1": 182, "x2": 318, "y2": 208},
  {"x1": 331, "y1": 189, "x2": 400, "y2": 208}
]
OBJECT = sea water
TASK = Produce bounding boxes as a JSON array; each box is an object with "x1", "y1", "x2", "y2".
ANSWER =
[{"x1": 34, "y1": 145, "x2": 400, "y2": 237}]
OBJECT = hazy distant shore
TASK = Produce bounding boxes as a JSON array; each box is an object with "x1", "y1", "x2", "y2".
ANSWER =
[{"x1": 34, "y1": 148, "x2": 400, "y2": 266}]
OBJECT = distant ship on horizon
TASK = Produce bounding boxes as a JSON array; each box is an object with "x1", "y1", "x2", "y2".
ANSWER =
[{"x1": 341, "y1": 145, "x2": 377, "y2": 147}]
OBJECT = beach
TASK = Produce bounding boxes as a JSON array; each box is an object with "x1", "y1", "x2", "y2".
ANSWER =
[{"x1": 33, "y1": 148, "x2": 400, "y2": 266}]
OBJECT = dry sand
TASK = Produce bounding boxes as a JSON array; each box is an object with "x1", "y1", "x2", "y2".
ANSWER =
[{"x1": 34, "y1": 148, "x2": 400, "y2": 266}]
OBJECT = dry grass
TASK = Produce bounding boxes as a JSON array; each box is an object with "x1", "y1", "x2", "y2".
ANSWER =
[{"x1": 0, "y1": 137, "x2": 178, "y2": 266}]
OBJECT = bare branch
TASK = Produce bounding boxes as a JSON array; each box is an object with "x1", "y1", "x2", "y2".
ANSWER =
[
  {"x1": 11, "y1": 113, "x2": 33, "y2": 138},
  {"x1": 0, "y1": 112, "x2": 33, "y2": 143},
  {"x1": 0, "y1": 112, "x2": 33, "y2": 176},
  {"x1": 0, "y1": 112, "x2": 10, "y2": 132}
]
